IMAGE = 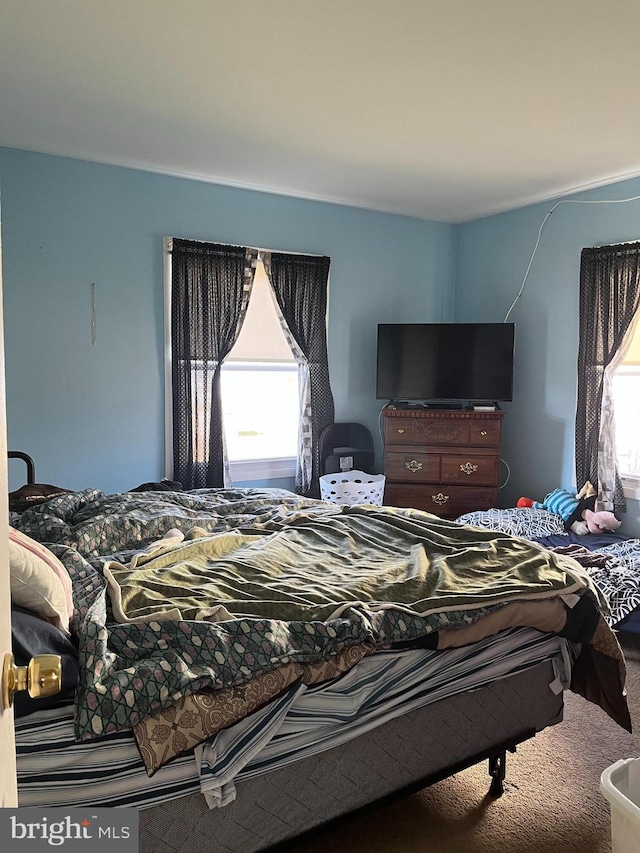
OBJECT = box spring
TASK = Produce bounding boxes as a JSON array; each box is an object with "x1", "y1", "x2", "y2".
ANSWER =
[{"x1": 140, "y1": 659, "x2": 563, "y2": 853}]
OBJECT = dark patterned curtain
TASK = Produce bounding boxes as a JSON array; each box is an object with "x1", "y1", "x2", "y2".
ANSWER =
[
  {"x1": 262, "y1": 252, "x2": 334, "y2": 496},
  {"x1": 171, "y1": 239, "x2": 257, "y2": 489},
  {"x1": 576, "y1": 242, "x2": 640, "y2": 514}
]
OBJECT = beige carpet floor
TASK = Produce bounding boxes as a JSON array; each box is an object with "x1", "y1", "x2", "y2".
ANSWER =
[{"x1": 290, "y1": 632, "x2": 640, "y2": 853}]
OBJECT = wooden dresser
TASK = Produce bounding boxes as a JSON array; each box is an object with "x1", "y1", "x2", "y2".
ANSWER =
[{"x1": 382, "y1": 406, "x2": 504, "y2": 519}]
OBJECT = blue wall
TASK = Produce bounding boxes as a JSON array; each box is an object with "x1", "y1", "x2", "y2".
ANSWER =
[
  {"x1": 0, "y1": 148, "x2": 455, "y2": 493},
  {"x1": 3, "y1": 147, "x2": 639, "y2": 536},
  {"x1": 456, "y1": 179, "x2": 640, "y2": 536}
]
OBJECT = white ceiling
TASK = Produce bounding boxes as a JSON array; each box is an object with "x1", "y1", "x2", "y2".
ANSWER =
[{"x1": 2, "y1": 0, "x2": 640, "y2": 224}]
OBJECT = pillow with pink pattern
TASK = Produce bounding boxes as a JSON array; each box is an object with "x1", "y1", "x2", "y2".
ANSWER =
[{"x1": 9, "y1": 528, "x2": 73, "y2": 635}]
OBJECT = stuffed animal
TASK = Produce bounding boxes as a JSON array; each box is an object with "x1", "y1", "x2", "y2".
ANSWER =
[
  {"x1": 517, "y1": 482, "x2": 621, "y2": 535},
  {"x1": 516, "y1": 496, "x2": 535, "y2": 508},
  {"x1": 574, "y1": 507, "x2": 621, "y2": 536}
]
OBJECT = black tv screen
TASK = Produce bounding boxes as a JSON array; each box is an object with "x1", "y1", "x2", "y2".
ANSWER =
[{"x1": 376, "y1": 323, "x2": 515, "y2": 402}]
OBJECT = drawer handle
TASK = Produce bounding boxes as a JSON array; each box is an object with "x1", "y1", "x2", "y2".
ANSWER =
[
  {"x1": 480, "y1": 430, "x2": 488, "y2": 436},
  {"x1": 460, "y1": 462, "x2": 478, "y2": 475},
  {"x1": 397, "y1": 428, "x2": 406, "y2": 434},
  {"x1": 405, "y1": 459, "x2": 423, "y2": 473},
  {"x1": 432, "y1": 493, "x2": 450, "y2": 505}
]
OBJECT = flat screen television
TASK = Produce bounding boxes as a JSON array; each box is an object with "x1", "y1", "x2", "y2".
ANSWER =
[{"x1": 376, "y1": 322, "x2": 515, "y2": 403}]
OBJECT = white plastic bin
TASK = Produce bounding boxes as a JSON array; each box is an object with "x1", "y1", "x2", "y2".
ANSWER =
[
  {"x1": 319, "y1": 470, "x2": 385, "y2": 506},
  {"x1": 600, "y1": 758, "x2": 640, "y2": 853}
]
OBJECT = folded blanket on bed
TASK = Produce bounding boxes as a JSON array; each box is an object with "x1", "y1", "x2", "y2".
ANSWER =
[{"x1": 133, "y1": 641, "x2": 374, "y2": 776}]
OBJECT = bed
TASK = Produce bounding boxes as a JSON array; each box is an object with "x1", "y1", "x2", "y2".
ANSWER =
[{"x1": 8, "y1": 484, "x2": 631, "y2": 853}]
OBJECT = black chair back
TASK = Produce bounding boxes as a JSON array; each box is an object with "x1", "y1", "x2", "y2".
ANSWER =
[{"x1": 319, "y1": 423, "x2": 375, "y2": 475}]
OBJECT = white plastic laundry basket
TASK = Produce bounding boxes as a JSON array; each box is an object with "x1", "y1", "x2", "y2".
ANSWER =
[
  {"x1": 600, "y1": 758, "x2": 640, "y2": 853},
  {"x1": 319, "y1": 470, "x2": 386, "y2": 506}
]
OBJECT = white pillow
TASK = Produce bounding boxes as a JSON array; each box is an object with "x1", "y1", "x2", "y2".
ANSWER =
[{"x1": 9, "y1": 530, "x2": 72, "y2": 636}]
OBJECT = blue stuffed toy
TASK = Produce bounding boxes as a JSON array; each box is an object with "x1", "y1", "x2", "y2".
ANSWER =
[{"x1": 533, "y1": 488, "x2": 580, "y2": 524}]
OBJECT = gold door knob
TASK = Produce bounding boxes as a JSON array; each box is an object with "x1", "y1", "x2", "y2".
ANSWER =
[
  {"x1": 480, "y1": 430, "x2": 487, "y2": 436},
  {"x1": 405, "y1": 459, "x2": 423, "y2": 472},
  {"x1": 2, "y1": 653, "x2": 62, "y2": 710},
  {"x1": 397, "y1": 428, "x2": 405, "y2": 434}
]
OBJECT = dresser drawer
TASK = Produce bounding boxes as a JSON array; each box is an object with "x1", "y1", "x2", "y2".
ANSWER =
[
  {"x1": 441, "y1": 454, "x2": 499, "y2": 486},
  {"x1": 416, "y1": 418, "x2": 470, "y2": 446},
  {"x1": 384, "y1": 483, "x2": 499, "y2": 519},
  {"x1": 385, "y1": 417, "x2": 416, "y2": 445},
  {"x1": 469, "y1": 420, "x2": 501, "y2": 447},
  {"x1": 385, "y1": 450, "x2": 440, "y2": 483}
]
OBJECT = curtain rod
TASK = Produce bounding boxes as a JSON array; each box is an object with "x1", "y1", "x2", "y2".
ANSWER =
[{"x1": 163, "y1": 236, "x2": 324, "y2": 258}]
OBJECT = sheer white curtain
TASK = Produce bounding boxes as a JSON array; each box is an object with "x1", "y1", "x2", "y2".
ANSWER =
[{"x1": 599, "y1": 308, "x2": 640, "y2": 509}]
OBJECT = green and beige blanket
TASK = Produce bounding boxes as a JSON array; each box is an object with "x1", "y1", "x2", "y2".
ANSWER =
[{"x1": 103, "y1": 503, "x2": 600, "y2": 623}]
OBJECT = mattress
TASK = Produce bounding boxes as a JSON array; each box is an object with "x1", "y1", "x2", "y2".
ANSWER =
[{"x1": 16, "y1": 627, "x2": 570, "y2": 810}]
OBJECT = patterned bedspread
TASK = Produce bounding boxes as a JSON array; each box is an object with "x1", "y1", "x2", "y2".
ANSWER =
[
  {"x1": 457, "y1": 507, "x2": 640, "y2": 626},
  {"x1": 13, "y1": 489, "x2": 622, "y2": 743}
]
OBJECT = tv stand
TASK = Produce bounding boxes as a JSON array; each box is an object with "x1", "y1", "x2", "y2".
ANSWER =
[{"x1": 382, "y1": 407, "x2": 504, "y2": 519}]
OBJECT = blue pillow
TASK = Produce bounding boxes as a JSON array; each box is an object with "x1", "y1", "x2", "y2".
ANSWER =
[{"x1": 11, "y1": 605, "x2": 79, "y2": 718}]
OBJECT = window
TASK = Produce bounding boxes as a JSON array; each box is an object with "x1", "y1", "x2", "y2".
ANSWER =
[
  {"x1": 612, "y1": 312, "x2": 640, "y2": 499},
  {"x1": 166, "y1": 245, "x2": 299, "y2": 484},
  {"x1": 222, "y1": 259, "x2": 298, "y2": 481},
  {"x1": 167, "y1": 237, "x2": 332, "y2": 493},
  {"x1": 576, "y1": 242, "x2": 640, "y2": 512}
]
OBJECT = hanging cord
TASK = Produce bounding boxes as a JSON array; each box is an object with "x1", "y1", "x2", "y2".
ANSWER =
[
  {"x1": 91, "y1": 282, "x2": 97, "y2": 345},
  {"x1": 500, "y1": 458, "x2": 511, "y2": 489},
  {"x1": 504, "y1": 193, "x2": 640, "y2": 323},
  {"x1": 377, "y1": 403, "x2": 387, "y2": 461}
]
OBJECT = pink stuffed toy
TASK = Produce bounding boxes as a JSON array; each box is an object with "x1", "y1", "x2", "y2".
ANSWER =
[{"x1": 572, "y1": 507, "x2": 621, "y2": 536}]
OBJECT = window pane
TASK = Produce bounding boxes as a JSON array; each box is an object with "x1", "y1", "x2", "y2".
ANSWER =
[
  {"x1": 613, "y1": 370, "x2": 640, "y2": 476},
  {"x1": 221, "y1": 364, "x2": 299, "y2": 460}
]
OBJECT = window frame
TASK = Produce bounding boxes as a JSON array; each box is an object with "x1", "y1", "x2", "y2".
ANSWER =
[{"x1": 621, "y1": 477, "x2": 640, "y2": 501}]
